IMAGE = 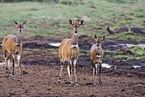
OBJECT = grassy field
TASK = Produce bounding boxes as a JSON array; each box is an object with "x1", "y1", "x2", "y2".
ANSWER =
[{"x1": 0, "y1": 0, "x2": 144, "y2": 40}]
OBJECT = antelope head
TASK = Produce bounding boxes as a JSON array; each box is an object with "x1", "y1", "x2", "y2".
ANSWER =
[
  {"x1": 13, "y1": 20, "x2": 28, "y2": 46},
  {"x1": 94, "y1": 35, "x2": 105, "y2": 49},
  {"x1": 14, "y1": 20, "x2": 28, "y2": 34},
  {"x1": 69, "y1": 20, "x2": 84, "y2": 36}
]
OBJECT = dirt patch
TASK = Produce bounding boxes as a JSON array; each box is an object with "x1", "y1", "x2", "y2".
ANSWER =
[
  {"x1": 0, "y1": 65, "x2": 145, "y2": 96},
  {"x1": 0, "y1": 35, "x2": 145, "y2": 96}
]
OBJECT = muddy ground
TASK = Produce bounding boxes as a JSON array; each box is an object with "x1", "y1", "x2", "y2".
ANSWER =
[{"x1": 0, "y1": 35, "x2": 145, "y2": 96}]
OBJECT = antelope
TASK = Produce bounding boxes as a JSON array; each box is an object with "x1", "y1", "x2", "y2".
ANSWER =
[
  {"x1": 2, "y1": 20, "x2": 28, "y2": 78},
  {"x1": 107, "y1": 26, "x2": 129, "y2": 34},
  {"x1": 90, "y1": 35, "x2": 105, "y2": 86},
  {"x1": 58, "y1": 19, "x2": 84, "y2": 87}
]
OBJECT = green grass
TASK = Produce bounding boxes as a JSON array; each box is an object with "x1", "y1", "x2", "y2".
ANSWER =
[
  {"x1": 112, "y1": 46, "x2": 145, "y2": 60},
  {"x1": 0, "y1": 0, "x2": 144, "y2": 40}
]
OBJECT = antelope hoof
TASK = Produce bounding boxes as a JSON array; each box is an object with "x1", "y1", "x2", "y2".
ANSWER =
[
  {"x1": 20, "y1": 74, "x2": 23, "y2": 78},
  {"x1": 9, "y1": 74, "x2": 11, "y2": 77},
  {"x1": 12, "y1": 75, "x2": 15, "y2": 79},
  {"x1": 70, "y1": 83, "x2": 73, "y2": 87},
  {"x1": 76, "y1": 83, "x2": 79, "y2": 87},
  {"x1": 93, "y1": 83, "x2": 96, "y2": 87},
  {"x1": 58, "y1": 80, "x2": 61, "y2": 84},
  {"x1": 99, "y1": 81, "x2": 102, "y2": 85}
]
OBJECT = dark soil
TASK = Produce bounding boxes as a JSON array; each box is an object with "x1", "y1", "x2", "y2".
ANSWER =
[{"x1": 0, "y1": 35, "x2": 145, "y2": 96}]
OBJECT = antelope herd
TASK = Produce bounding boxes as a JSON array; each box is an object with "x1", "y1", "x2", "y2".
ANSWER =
[{"x1": 1, "y1": 19, "x2": 106, "y2": 87}]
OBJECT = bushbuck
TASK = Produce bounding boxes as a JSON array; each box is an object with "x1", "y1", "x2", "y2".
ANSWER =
[
  {"x1": 107, "y1": 26, "x2": 145, "y2": 34},
  {"x1": 58, "y1": 19, "x2": 84, "y2": 87},
  {"x1": 107, "y1": 26, "x2": 129, "y2": 34},
  {"x1": 90, "y1": 35, "x2": 105, "y2": 86},
  {"x1": 2, "y1": 20, "x2": 28, "y2": 78}
]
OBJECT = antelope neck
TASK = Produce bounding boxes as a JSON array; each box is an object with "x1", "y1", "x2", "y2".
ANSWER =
[
  {"x1": 16, "y1": 32, "x2": 22, "y2": 46},
  {"x1": 71, "y1": 33, "x2": 78, "y2": 47}
]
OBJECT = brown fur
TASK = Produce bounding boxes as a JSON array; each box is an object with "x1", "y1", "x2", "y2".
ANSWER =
[
  {"x1": 58, "y1": 20, "x2": 84, "y2": 86},
  {"x1": 90, "y1": 35, "x2": 105, "y2": 86},
  {"x1": 2, "y1": 20, "x2": 27, "y2": 78}
]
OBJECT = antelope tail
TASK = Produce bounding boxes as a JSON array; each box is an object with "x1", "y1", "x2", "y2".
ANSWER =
[
  {"x1": 107, "y1": 26, "x2": 114, "y2": 34},
  {"x1": 107, "y1": 26, "x2": 129, "y2": 34}
]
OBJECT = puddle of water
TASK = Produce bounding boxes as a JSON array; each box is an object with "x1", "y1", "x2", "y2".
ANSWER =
[
  {"x1": 120, "y1": 44, "x2": 145, "y2": 48},
  {"x1": 133, "y1": 65, "x2": 141, "y2": 68},
  {"x1": 49, "y1": 43, "x2": 61, "y2": 47},
  {"x1": 102, "y1": 63, "x2": 112, "y2": 68}
]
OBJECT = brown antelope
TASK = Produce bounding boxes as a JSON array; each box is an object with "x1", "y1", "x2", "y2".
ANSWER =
[
  {"x1": 58, "y1": 19, "x2": 84, "y2": 87},
  {"x1": 2, "y1": 20, "x2": 28, "y2": 78},
  {"x1": 90, "y1": 35, "x2": 105, "y2": 86}
]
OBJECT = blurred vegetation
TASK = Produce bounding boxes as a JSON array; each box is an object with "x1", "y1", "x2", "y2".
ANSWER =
[
  {"x1": 105, "y1": 0, "x2": 142, "y2": 4},
  {"x1": 0, "y1": 0, "x2": 144, "y2": 40},
  {"x1": 0, "y1": 0, "x2": 143, "y2": 4},
  {"x1": 0, "y1": 0, "x2": 144, "y2": 61},
  {"x1": 0, "y1": 0, "x2": 59, "y2": 3}
]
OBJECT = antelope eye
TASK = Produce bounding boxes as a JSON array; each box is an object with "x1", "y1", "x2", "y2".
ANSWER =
[{"x1": 100, "y1": 42, "x2": 101, "y2": 43}]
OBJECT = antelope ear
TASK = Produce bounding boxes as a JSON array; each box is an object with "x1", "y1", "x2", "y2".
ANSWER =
[
  {"x1": 79, "y1": 20, "x2": 84, "y2": 25},
  {"x1": 94, "y1": 35, "x2": 97, "y2": 38},
  {"x1": 69, "y1": 20, "x2": 73, "y2": 25},
  {"x1": 23, "y1": 20, "x2": 28, "y2": 26},
  {"x1": 102, "y1": 36, "x2": 105, "y2": 40},
  {"x1": 13, "y1": 20, "x2": 18, "y2": 27}
]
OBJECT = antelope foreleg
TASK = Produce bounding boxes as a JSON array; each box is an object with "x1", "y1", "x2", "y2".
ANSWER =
[
  {"x1": 94, "y1": 63, "x2": 99, "y2": 86},
  {"x1": 58, "y1": 64, "x2": 63, "y2": 83},
  {"x1": 99, "y1": 63, "x2": 102, "y2": 85},
  {"x1": 91, "y1": 59, "x2": 96, "y2": 86},
  {"x1": 4, "y1": 53, "x2": 11, "y2": 76},
  {"x1": 17, "y1": 54, "x2": 22, "y2": 78},
  {"x1": 12, "y1": 54, "x2": 15, "y2": 78},
  {"x1": 67, "y1": 63, "x2": 73, "y2": 86},
  {"x1": 74, "y1": 63, "x2": 78, "y2": 87}
]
